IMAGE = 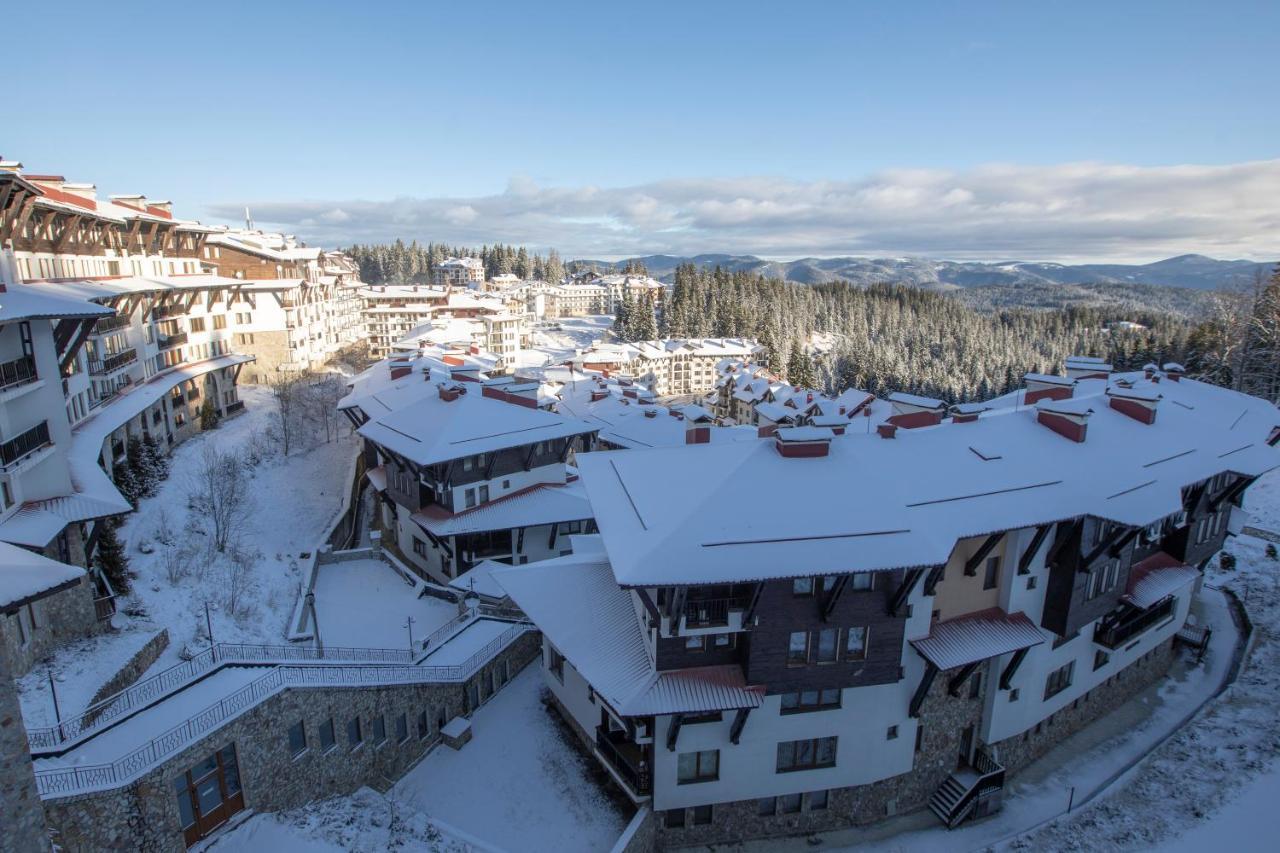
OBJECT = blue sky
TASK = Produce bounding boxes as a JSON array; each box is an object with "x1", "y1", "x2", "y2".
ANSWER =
[{"x1": 5, "y1": 0, "x2": 1279, "y2": 261}]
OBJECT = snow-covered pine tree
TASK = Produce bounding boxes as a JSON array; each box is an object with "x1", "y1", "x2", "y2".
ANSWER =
[
  {"x1": 95, "y1": 518, "x2": 131, "y2": 593},
  {"x1": 112, "y1": 460, "x2": 143, "y2": 508},
  {"x1": 200, "y1": 398, "x2": 218, "y2": 431}
]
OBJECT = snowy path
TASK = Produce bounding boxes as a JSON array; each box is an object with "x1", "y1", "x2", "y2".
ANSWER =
[
  {"x1": 394, "y1": 663, "x2": 629, "y2": 853},
  {"x1": 311, "y1": 559, "x2": 456, "y2": 651}
]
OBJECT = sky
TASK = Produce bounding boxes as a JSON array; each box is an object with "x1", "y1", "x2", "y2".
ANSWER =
[{"x1": 4, "y1": 0, "x2": 1279, "y2": 262}]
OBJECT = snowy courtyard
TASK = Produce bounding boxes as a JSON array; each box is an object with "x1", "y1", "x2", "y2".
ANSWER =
[{"x1": 310, "y1": 558, "x2": 457, "y2": 651}]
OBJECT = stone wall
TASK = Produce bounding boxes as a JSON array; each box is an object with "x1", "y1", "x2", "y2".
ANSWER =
[
  {"x1": 84, "y1": 630, "x2": 170, "y2": 725},
  {"x1": 1, "y1": 577, "x2": 102, "y2": 677},
  {"x1": 992, "y1": 636, "x2": 1175, "y2": 775},
  {"x1": 611, "y1": 806, "x2": 657, "y2": 853},
  {"x1": 1, "y1": 654, "x2": 49, "y2": 853},
  {"x1": 43, "y1": 629, "x2": 540, "y2": 852}
]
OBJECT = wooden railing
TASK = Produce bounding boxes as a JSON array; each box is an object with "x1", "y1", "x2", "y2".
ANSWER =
[
  {"x1": 1094, "y1": 596, "x2": 1176, "y2": 649},
  {"x1": 88, "y1": 349, "x2": 137, "y2": 375},
  {"x1": 946, "y1": 747, "x2": 1005, "y2": 829},
  {"x1": 596, "y1": 727, "x2": 651, "y2": 795}
]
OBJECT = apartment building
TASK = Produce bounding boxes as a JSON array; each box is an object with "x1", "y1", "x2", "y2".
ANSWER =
[
  {"x1": 339, "y1": 365, "x2": 600, "y2": 585},
  {"x1": 433, "y1": 256, "x2": 485, "y2": 288},
  {"x1": 575, "y1": 339, "x2": 764, "y2": 397},
  {"x1": 498, "y1": 362, "x2": 1279, "y2": 848},
  {"x1": 361, "y1": 284, "x2": 524, "y2": 361}
]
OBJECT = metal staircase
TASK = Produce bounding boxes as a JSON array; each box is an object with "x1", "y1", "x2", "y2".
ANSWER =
[{"x1": 928, "y1": 747, "x2": 1006, "y2": 828}]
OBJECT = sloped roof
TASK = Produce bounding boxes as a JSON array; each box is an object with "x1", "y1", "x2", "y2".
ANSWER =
[
  {"x1": 411, "y1": 481, "x2": 591, "y2": 537},
  {"x1": 911, "y1": 608, "x2": 1045, "y2": 671},
  {"x1": 0, "y1": 284, "x2": 114, "y2": 322},
  {"x1": 1124, "y1": 552, "x2": 1200, "y2": 609},
  {"x1": 0, "y1": 540, "x2": 85, "y2": 610}
]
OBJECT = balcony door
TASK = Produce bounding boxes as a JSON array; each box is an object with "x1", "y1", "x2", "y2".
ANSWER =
[{"x1": 174, "y1": 743, "x2": 245, "y2": 847}]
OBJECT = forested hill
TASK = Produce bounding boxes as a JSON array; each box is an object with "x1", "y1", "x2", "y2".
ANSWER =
[{"x1": 660, "y1": 264, "x2": 1200, "y2": 404}]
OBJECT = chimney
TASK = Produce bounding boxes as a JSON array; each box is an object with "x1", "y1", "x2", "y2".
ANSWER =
[
  {"x1": 644, "y1": 409, "x2": 657, "y2": 418},
  {"x1": 877, "y1": 423, "x2": 898, "y2": 439},
  {"x1": 1064, "y1": 355, "x2": 1113, "y2": 381},
  {"x1": 757, "y1": 424, "x2": 778, "y2": 438},
  {"x1": 838, "y1": 405, "x2": 846, "y2": 416},
  {"x1": 1023, "y1": 373, "x2": 1075, "y2": 405},
  {"x1": 686, "y1": 424, "x2": 711, "y2": 445},
  {"x1": 438, "y1": 383, "x2": 463, "y2": 402},
  {"x1": 390, "y1": 363, "x2": 411, "y2": 381},
  {"x1": 1143, "y1": 363, "x2": 1158, "y2": 380},
  {"x1": 1035, "y1": 399, "x2": 1092, "y2": 443},
  {"x1": 669, "y1": 409, "x2": 683, "y2": 419},
  {"x1": 590, "y1": 389, "x2": 609, "y2": 402},
  {"x1": 774, "y1": 427, "x2": 833, "y2": 457},
  {"x1": 1106, "y1": 388, "x2": 1160, "y2": 425},
  {"x1": 1163, "y1": 362, "x2": 1186, "y2": 382},
  {"x1": 806, "y1": 392, "x2": 814, "y2": 403}
]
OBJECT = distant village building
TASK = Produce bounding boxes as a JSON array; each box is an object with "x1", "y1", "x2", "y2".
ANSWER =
[
  {"x1": 433, "y1": 256, "x2": 485, "y2": 288},
  {"x1": 573, "y1": 339, "x2": 763, "y2": 397}
]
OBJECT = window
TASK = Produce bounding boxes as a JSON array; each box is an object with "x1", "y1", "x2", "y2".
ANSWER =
[
  {"x1": 691, "y1": 804, "x2": 713, "y2": 825},
  {"x1": 713, "y1": 633, "x2": 734, "y2": 649},
  {"x1": 676, "y1": 749, "x2": 719, "y2": 784},
  {"x1": 287, "y1": 720, "x2": 307, "y2": 757},
  {"x1": 757, "y1": 797, "x2": 776, "y2": 816},
  {"x1": 983, "y1": 556, "x2": 1001, "y2": 590},
  {"x1": 372, "y1": 715, "x2": 387, "y2": 745},
  {"x1": 779, "y1": 793, "x2": 803, "y2": 814},
  {"x1": 478, "y1": 485, "x2": 489, "y2": 504},
  {"x1": 190, "y1": 317, "x2": 206, "y2": 332},
  {"x1": 465, "y1": 488, "x2": 476, "y2": 509},
  {"x1": 1010, "y1": 688, "x2": 1020, "y2": 702},
  {"x1": 793, "y1": 577, "x2": 814, "y2": 596},
  {"x1": 395, "y1": 713, "x2": 409, "y2": 743},
  {"x1": 776, "y1": 737, "x2": 838, "y2": 772},
  {"x1": 815, "y1": 628, "x2": 838, "y2": 663},
  {"x1": 808, "y1": 789, "x2": 829, "y2": 811},
  {"x1": 1044, "y1": 662, "x2": 1075, "y2": 700},
  {"x1": 787, "y1": 631, "x2": 809, "y2": 665},
  {"x1": 685, "y1": 635, "x2": 705, "y2": 651},
  {"x1": 915, "y1": 726, "x2": 924, "y2": 752},
  {"x1": 845, "y1": 626, "x2": 868, "y2": 660},
  {"x1": 347, "y1": 717, "x2": 363, "y2": 748},
  {"x1": 887, "y1": 725, "x2": 899, "y2": 740},
  {"x1": 780, "y1": 689, "x2": 841, "y2": 714},
  {"x1": 547, "y1": 646, "x2": 565, "y2": 683},
  {"x1": 413, "y1": 537, "x2": 429, "y2": 557},
  {"x1": 1094, "y1": 650, "x2": 1110, "y2": 671},
  {"x1": 319, "y1": 718, "x2": 335, "y2": 752},
  {"x1": 851, "y1": 572, "x2": 874, "y2": 591},
  {"x1": 664, "y1": 809, "x2": 685, "y2": 828},
  {"x1": 968, "y1": 671, "x2": 983, "y2": 699},
  {"x1": 213, "y1": 315, "x2": 226, "y2": 330},
  {"x1": 418, "y1": 710, "x2": 431, "y2": 740}
]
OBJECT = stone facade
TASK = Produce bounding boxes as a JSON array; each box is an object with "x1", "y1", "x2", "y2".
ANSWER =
[
  {"x1": 84, "y1": 630, "x2": 170, "y2": 725},
  {"x1": 1, "y1": 654, "x2": 50, "y2": 853},
  {"x1": 1, "y1": 576, "x2": 102, "y2": 677},
  {"x1": 992, "y1": 636, "x2": 1175, "y2": 774},
  {"x1": 42, "y1": 630, "x2": 540, "y2": 852},
  {"x1": 235, "y1": 329, "x2": 293, "y2": 384}
]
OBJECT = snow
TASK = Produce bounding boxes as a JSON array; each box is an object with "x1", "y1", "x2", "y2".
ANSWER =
[
  {"x1": 419, "y1": 618, "x2": 517, "y2": 667},
  {"x1": 0, "y1": 540, "x2": 85, "y2": 608},
  {"x1": 35, "y1": 666, "x2": 263, "y2": 768},
  {"x1": 16, "y1": 629, "x2": 161, "y2": 727},
  {"x1": 204, "y1": 787, "x2": 473, "y2": 853},
  {"x1": 310, "y1": 558, "x2": 456, "y2": 651},
  {"x1": 1243, "y1": 466, "x2": 1280, "y2": 533},
  {"x1": 393, "y1": 664, "x2": 629, "y2": 853}
]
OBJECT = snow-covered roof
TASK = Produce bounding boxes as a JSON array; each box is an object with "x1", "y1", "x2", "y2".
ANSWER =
[
  {"x1": 575, "y1": 373, "x2": 1280, "y2": 586},
  {"x1": 889, "y1": 392, "x2": 946, "y2": 410},
  {"x1": 1124, "y1": 552, "x2": 1200, "y2": 609},
  {"x1": 494, "y1": 555, "x2": 763, "y2": 716},
  {"x1": 411, "y1": 481, "x2": 592, "y2": 538},
  {"x1": 1024, "y1": 373, "x2": 1075, "y2": 387},
  {"x1": 0, "y1": 284, "x2": 114, "y2": 322},
  {"x1": 448, "y1": 559, "x2": 512, "y2": 600},
  {"x1": 357, "y1": 386, "x2": 598, "y2": 468},
  {"x1": 911, "y1": 608, "x2": 1045, "y2": 671},
  {"x1": 0, "y1": 540, "x2": 85, "y2": 610}
]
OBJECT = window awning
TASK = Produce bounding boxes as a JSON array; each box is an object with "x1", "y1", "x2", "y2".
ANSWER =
[{"x1": 911, "y1": 608, "x2": 1045, "y2": 671}]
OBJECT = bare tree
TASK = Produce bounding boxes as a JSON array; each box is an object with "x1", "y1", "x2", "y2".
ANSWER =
[
  {"x1": 223, "y1": 545, "x2": 258, "y2": 617},
  {"x1": 160, "y1": 543, "x2": 191, "y2": 584},
  {"x1": 266, "y1": 370, "x2": 305, "y2": 456},
  {"x1": 188, "y1": 445, "x2": 253, "y2": 553},
  {"x1": 304, "y1": 373, "x2": 348, "y2": 444}
]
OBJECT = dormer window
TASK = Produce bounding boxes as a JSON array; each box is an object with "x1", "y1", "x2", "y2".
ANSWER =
[
  {"x1": 851, "y1": 573, "x2": 874, "y2": 592},
  {"x1": 792, "y1": 577, "x2": 814, "y2": 596}
]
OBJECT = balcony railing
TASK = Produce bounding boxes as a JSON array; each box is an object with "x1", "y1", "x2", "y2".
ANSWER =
[
  {"x1": 1094, "y1": 596, "x2": 1177, "y2": 649},
  {"x1": 94, "y1": 596, "x2": 116, "y2": 622},
  {"x1": 91, "y1": 314, "x2": 131, "y2": 334},
  {"x1": 0, "y1": 421, "x2": 51, "y2": 469},
  {"x1": 158, "y1": 332, "x2": 188, "y2": 350},
  {"x1": 596, "y1": 727, "x2": 651, "y2": 796},
  {"x1": 151, "y1": 304, "x2": 182, "y2": 320},
  {"x1": 682, "y1": 595, "x2": 753, "y2": 628},
  {"x1": 88, "y1": 349, "x2": 137, "y2": 376},
  {"x1": 0, "y1": 355, "x2": 38, "y2": 392},
  {"x1": 225, "y1": 400, "x2": 245, "y2": 415}
]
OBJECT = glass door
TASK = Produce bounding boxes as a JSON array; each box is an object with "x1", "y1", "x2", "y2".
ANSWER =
[{"x1": 174, "y1": 743, "x2": 245, "y2": 847}]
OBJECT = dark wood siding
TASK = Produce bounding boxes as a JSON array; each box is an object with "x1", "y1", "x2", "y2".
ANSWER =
[
  {"x1": 1041, "y1": 518, "x2": 1139, "y2": 637},
  {"x1": 655, "y1": 634, "x2": 745, "y2": 670}
]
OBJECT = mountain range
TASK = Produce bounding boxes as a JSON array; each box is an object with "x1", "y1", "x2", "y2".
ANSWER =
[{"x1": 576, "y1": 253, "x2": 1275, "y2": 292}]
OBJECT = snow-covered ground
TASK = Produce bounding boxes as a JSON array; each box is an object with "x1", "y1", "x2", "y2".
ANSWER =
[
  {"x1": 18, "y1": 385, "x2": 358, "y2": 725},
  {"x1": 311, "y1": 558, "x2": 456, "y2": 651},
  {"x1": 530, "y1": 315, "x2": 613, "y2": 359},
  {"x1": 1243, "y1": 467, "x2": 1280, "y2": 533},
  {"x1": 394, "y1": 663, "x2": 628, "y2": 853}
]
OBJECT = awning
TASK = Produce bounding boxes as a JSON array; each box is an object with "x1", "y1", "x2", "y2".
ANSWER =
[
  {"x1": 624, "y1": 665, "x2": 764, "y2": 716},
  {"x1": 1124, "y1": 552, "x2": 1199, "y2": 609},
  {"x1": 911, "y1": 608, "x2": 1045, "y2": 671}
]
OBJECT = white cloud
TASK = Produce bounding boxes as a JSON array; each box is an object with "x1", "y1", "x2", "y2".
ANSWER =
[{"x1": 205, "y1": 160, "x2": 1280, "y2": 262}]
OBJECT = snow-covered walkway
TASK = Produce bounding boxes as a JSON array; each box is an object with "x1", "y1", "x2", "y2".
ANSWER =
[{"x1": 311, "y1": 558, "x2": 456, "y2": 651}]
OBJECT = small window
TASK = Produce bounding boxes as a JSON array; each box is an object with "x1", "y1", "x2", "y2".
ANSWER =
[
  {"x1": 1094, "y1": 650, "x2": 1110, "y2": 671},
  {"x1": 983, "y1": 556, "x2": 1000, "y2": 590},
  {"x1": 347, "y1": 717, "x2": 362, "y2": 748},
  {"x1": 845, "y1": 626, "x2": 868, "y2": 660},
  {"x1": 757, "y1": 797, "x2": 776, "y2": 816},
  {"x1": 968, "y1": 671, "x2": 983, "y2": 699},
  {"x1": 713, "y1": 633, "x2": 733, "y2": 648},
  {"x1": 691, "y1": 804, "x2": 713, "y2": 825},
  {"x1": 1010, "y1": 688, "x2": 1020, "y2": 702},
  {"x1": 478, "y1": 485, "x2": 490, "y2": 504},
  {"x1": 1044, "y1": 662, "x2": 1075, "y2": 700},
  {"x1": 776, "y1": 736, "x2": 838, "y2": 772},
  {"x1": 808, "y1": 789, "x2": 829, "y2": 811},
  {"x1": 915, "y1": 726, "x2": 924, "y2": 753},
  {"x1": 676, "y1": 749, "x2": 719, "y2": 784},
  {"x1": 396, "y1": 713, "x2": 409, "y2": 743},
  {"x1": 665, "y1": 809, "x2": 686, "y2": 828},
  {"x1": 792, "y1": 577, "x2": 814, "y2": 596},
  {"x1": 779, "y1": 793, "x2": 802, "y2": 814},
  {"x1": 815, "y1": 628, "x2": 838, "y2": 663},
  {"x1": 465, "y1": 488, "x2": 476, "y2": 508},
  {"x1": 287, "y1": 720, "x2": 307, "y2": 756},
  {"x1": 413, "y1": 537, "x2": 429, "y2": 557},
  {"x1": 418, "y1": 710, "x2": 431, "y2": 740},
  {"x1": 851, "y1": 572, "x2": 874, "y2": 591},
  {"x1": 319, "y1": 718, "x2": 335, "y2": 751},
  {"x1": 787, "y1": 631, "x2": 808, "y2": 665},
  {"x1": 685, "y1": 635, "x2": 705, "y2": 651},
  {"x1": 887, "y1": 725, "x2": 899, "y2": 740}
]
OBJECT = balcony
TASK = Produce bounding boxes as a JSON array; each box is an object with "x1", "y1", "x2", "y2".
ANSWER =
[
  {"x1": 152, "y1": 304, "x2": 182, "y2": 320},
  {"x1": 1093, "y1": 596, "x2": 1177, "y2": 650},
  {"x1": 159, "y1": 332, "x2": 188, "y2": 350},
  {"x1": 91, "y1": 314, "x2": 131, "y2": 334},
  {"x1": 0, "y1": 355, "x2": 38, "y2": 392},
  {"x1": 88, "y1": 349, "x2": 137, "y2": 376},
  {"x1": 680, "y1": 590, "x2": 755, "y2": 629},
  {"x1": 225, "y1": 400, "x2": 245, "y2": 415},
  {"x1": 595, "y1": 727, "x2": 651, "y2": 797},
  {"x1": 0, "y1": 421, "x2": 52, "y2": 470}
]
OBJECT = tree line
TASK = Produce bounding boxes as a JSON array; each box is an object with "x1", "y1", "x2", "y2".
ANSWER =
[{"x1": 346, "y1": 241, "x2": 569, "y2": 285}]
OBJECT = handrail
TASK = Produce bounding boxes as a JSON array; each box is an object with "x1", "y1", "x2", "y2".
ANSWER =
[
  {"x1": 26, "y1": 641, "x2": 417, "y2": 750},
  {"x1": 946, "y1": 747, "x2": 1005, "y2": 829},
  {"x1": 31, "y1": 623, "x2": 534, "y2": 797}
]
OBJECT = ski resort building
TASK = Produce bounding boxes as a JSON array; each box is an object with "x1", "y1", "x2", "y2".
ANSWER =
[
  {"x1": 432, "y1": 256, "x2": 485, "y2": 288},
  {"x1": 573, "y1": 338, "x2": 764, "y2": 397},
  {"x1": 339, "y1": 364, "x2": 600, "y2": 585},
  {"x1": 360, "y1": 284, "x2": 525, "y2": 360},
  {"x1": 498, "y1": 362, "x2": 1280, "y2": 847}
]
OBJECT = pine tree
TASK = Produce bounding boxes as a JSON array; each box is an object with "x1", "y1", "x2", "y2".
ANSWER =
[
  {"x1": 632, "y1": 294, "x2": 659, "y2": 341},
  {"x1": 95, "y1": 518, "x2": 131, "y2": 594},
  {"x1": 141, "y1": 434, "x2": 170, "y2": 485},
  {"x1": 613, "y1": 293, "x2": 635, "y2": 342},
  {"x1": 125, "y1": 437, "x2": 155, "y2": 499},
  {"x1": 200, "y1": 398, "x2": 218, "y2": 431},
  {"x1": 113, "y1": 461, "x2": 143, "y2": 508},
  {"x1": 787, "y1": 339, "x2": 817, "y2": 388}
]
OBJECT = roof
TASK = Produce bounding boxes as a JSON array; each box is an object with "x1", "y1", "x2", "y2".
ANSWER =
[
  {"x1": 448, "y1": 559, "x2": 511, "y2": 599},
  {"x1": 911, "y1": 608, "x2": 1045, "y2": 670},
  {"x1": 494, "y1": 556, "x2": 763, "y2": 715},
  {"x1": 575, "y1": 372, "x2": 1280, "y2": 586},
  {"x1": 889, "y1": 391, "x2": 945, "y2": 410},
  {"x1": 1124, "y1": 552, "x2": 1200, "y2": 609},
  {"x1": 411, "y1": 481, "x2": 592, "y2": 537},
  {"x1": 1024, "y1": 373, "x2": 1075, "y2": 387},
  {"x1": 357, "y1": 384, "x2": 598, "y2": 468},
  {"x1": 0, "y1": 541, "x2": 85, "y2": 610},
  {"x1": 0, "y1": 284, "x2": 115, "y2": 322}
]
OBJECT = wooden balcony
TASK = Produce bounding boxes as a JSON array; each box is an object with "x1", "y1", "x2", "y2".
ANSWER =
[
  {"x1": 1093, "y1": 596, "x2": 1177, "y2": 650},
  {"x1": 595, "y1": 726, "x2": 651, "y2": 797},
  {"x1": 88, "y1": 349, "x2": 137, "y2": 376}
]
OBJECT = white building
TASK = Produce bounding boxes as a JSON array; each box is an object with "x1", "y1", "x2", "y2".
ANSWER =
[{"x1": 575, "y1": 339, "x2": 764, "y2": 397}]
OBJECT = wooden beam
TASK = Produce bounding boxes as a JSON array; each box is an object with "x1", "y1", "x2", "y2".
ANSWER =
[
  {"x1": 890, "y1": 568, "x2": 924, "y2": 617},
  {"x1": 729, "y1": 708, "x2": 751, "y2": 745},
  {"x1": 963, "y1": 533, "x2": 1005, "y2": 576},
  {"x1": 741, "y1": 582, "x2": 764, "y2": 625},
  {"x1": 821, "y1": 574, "x2": 849, "y2": 622},
  {"x1": 635, "y1": 589, "x2": 661, "y2": 625},
  {"x1": 947, "y1": 661, "x2": 981, "y2": 696},
  {"x1": 666, "y1": 713, "x2": 684, "y2": 752},
  {"x1": 922, "y1": 564, "x2": 946, "y2": 597},
  {"x1": 1083, "y1": 524, "x2": 1131, "y2": 569},
  {"x1": 60, "y1": 319, "x2": 96, "y2": 372},
  {"x1": 999, "y1": 647, "x2": 1028, "y2": 690},
  {"x1": 1017, "y1": 524, "x2": 1052, "y2": 575},
  {"x1": 909, "y1": 662, "x2": 938, "y2": 718}
]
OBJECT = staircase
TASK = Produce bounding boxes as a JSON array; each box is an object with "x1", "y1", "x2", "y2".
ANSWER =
[{"x1": 928, "y1": 748, "x2": 1005, "y2": 829}]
